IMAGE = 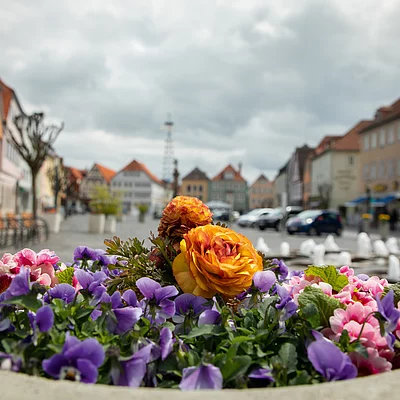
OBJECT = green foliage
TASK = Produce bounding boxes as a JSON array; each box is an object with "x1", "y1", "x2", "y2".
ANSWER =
[
  {"x1": 305, "y1": 265, "x2": 349, "y2": 292},
  {"x1": 383, "y1": 283, "x2": 400, "y2": 305},
  {"x1": 57, "y1": 267, "x2": 75, "y2": 285},
  {"x1": 136, "y1": 204, "x2": 149, "y2": 214},
  {"x1": 298, "y1": 286, "x2": 345, "y2": 328},
  {"x1": 90, "y1": 185, "x2": 122, "y2": 216}
]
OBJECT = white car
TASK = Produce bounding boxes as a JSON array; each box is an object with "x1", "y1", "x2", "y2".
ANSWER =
[{"x1": 237, "y1": 208, "x2": 274, "y2": 227}]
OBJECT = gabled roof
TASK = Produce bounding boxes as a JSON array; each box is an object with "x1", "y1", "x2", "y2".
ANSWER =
[
  {"x1": 360, "y1": 98, "x2": 400, "y2": 132},
  {"x1": 212, "y1": 164, "x2": 246, "y2": 183},
  {"x1": 315, "y1": 135, "x2": 341, "y2": 155},
  {"x1": 94, "y1": 163, "x2": 116, "y2": 184},
  {"x1": 0, "y1": 79, "x2": 14, "y2": 119},
  {"x1": 67, "y1": 167, "x2": 85, "y2": 181},
  {"x1": 250, "y1": 174, "x2": 269, "y2": 187},
  {"x1": 182, "y1": 167, "x2": 209, "y2": 181},
  {"x1": 120, "y1": 159, "x2": 163, "y2": 185}
]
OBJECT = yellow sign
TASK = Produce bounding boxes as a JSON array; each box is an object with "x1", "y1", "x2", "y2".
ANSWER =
[{"x1": 374, "y1": 183, "x2": 387, "y2": 192}]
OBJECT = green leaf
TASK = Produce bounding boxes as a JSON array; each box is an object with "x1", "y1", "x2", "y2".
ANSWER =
[
  {"x1": 305, "y1": 265, "x2": 349, "y2": 292},
  {"x1": 289, "y1": 370, "x2": 311, "y2": 385},
  {"x1": 278, "y1": 342, "x2": 298, "y2": 374},
  {"x1": 184, "y1": 325, "x2": 225, "y2": 339},
  {"x1": 57, "y1": 267, "x2": 75, "y2": 285},
  {"x1": 3, "y1": 294, "x2": 42, "y2": 311},
  {"x1": 221, "y1": 355, "x2": 252, "y2": 382},
  {"x1": 298, "y1": 286, "x2": 345, "y2": 328},
  {"x1": 383, "y1": 283, "x2": 400, "y2": 305}
]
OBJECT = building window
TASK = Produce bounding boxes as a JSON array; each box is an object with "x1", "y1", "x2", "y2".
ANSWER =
[
  {"x1": 370, "y1": 163, "x2": 377, "y2": 180},
  {"x1": 363, "y1": 135, "x2": 369, "y2": 151},
  {"x1": 378, "y1": 160, "x2": 385, "y2": 179},
  {"x1": 379, "y1": 130, "x2": 385, "y2": 147},
  {"x1": 348, "y1": 155, "x2": 354, "y2": 166},
  {"x1": 193, "y1": 185, "x2": 197, "y2": 192},
  {"x1": 388, "y1": 127, "x2": 395, "y2": 144},
  {"x1": 199, "y1": 185, "x2": 203, "y2": 192},
  {"x1": 388, "y1": 160, "x2": 395, "y2": 178},
  {"x1": 187, "y1": 185, "x2": 191, "y2": 192},
  {"x1": 371, "y1": 133, "x2": 377, "y2": 149}
]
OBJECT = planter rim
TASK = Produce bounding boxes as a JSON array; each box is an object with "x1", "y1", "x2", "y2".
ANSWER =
[{"x1": 2, "y1": 369, "x2": 400, "y2": 400}]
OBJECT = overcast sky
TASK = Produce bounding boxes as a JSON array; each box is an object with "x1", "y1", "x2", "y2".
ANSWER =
[{"x1": 1, "y1": 0, "x2": 399, "y2": 184}]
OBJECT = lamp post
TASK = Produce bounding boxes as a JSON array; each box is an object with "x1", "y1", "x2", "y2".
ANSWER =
[{"x1": 365, "y1": 185, "x2": 371, "y2": 234}]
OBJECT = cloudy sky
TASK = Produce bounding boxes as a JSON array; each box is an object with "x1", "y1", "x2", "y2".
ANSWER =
[{"x1": 1, "y1": 0, "x2": 399, "y2": 184}]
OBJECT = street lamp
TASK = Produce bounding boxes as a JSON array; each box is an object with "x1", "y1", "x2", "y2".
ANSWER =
[{"x1": 365, "y1": 184, "x2": 371, "y2": 234}]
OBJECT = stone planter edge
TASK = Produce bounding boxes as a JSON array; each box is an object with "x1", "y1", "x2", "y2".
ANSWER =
[{"x1": 2, "y1": 369, "x2": 400, "y2": 400}]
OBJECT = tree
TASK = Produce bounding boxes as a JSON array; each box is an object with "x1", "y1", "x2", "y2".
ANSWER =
[
  {"x1": 317, "y1": 182, "x2": 333, "y2": 209},
  {"x1": 46, "y1": 158, "x2": 68, "y2": 210},
  {"x1": 5, "y1": 112, "x2": 64, "y2": 218}
]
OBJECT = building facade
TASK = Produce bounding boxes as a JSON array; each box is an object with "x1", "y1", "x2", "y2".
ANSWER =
[
  {"x1": 0, "y1": 79, "x2": 32, "y2": 214},
  {"x1": 358, "y1": 99, "x2": 400, "y2": 209},
  {"x1": 79, "y1": 163, "x2": 116, "y2": 201},
  {"x1": 249, "y1": 174, "x2": 274, "y2": 209},
  {"x1": 111, "y1": 159, "x2": 164, "y2": 215},
  {"x1": 180, "y1": 167, "x2": 210, "y2": 202},
  {"x1": 287, "y1": 145, "x2": 314, "y2": 207},
  {"x1": 210, "y1": 164, "x2": 247, "y2": 212},
  {"x1": 274, "y1": 162, "x2": 288, "y2": 208}
]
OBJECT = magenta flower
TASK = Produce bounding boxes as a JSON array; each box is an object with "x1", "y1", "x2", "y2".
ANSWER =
[
  {"x1": 179, "y1": 364, "x2": 223, "y2": 390},
  {"x1": 307, "y1": 333, "x2": 357, "y2": 381},
  {"x1": 43, "y1": 333, "x2": 105, "y2": 383}
]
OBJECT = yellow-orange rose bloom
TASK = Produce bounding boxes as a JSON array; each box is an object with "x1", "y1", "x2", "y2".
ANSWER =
[
  {"x1": 172, "y1": 225, "x2": 263, "y2": 298},
  {"x1": 158, "y1": 196, "x2": 213, "y2": 239}
]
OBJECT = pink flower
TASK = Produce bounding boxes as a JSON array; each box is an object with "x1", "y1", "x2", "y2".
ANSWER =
[
  {"x1": 350, "y1": 348, "x2": 392, "y2": 375},
  {"x1": 283, "y1": 275, "x2": 321, "y2": 304}
]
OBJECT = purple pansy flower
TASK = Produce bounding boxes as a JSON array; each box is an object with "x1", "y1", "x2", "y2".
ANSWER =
[
  {"x1": 1, "y1": 267, "x2": 31, "y2": 302},
  {"x1": 307, "y1": 333, "x2": 357, "y2": 381},
  {"x1": 271, "y1": 258, "x2": 289, "y2": 280},
  {"x1": 173, "y1": 294, "x2": 211, "y2": 323},
  {"x1": 159, "y1": 327, "x2": 174, "y2": 360},
  {"x1": 253, "y1": 270, "x2": 276, "y2": 293},
  {"x1": 42, "y1": 333, "x2": 105, "y2": 383},
  {"x1": 96, "y1": 250, "x2": 118, "y2": 267},
  {"x1": 136, "y1": 277, "x2": 178, "y2": 324},
  {"x1": 357, "y1": 274, "x2": 370, "y2": 281},
  {"x1": 73, "y1": 246, "x2": 100, "y2": 262},
  {"x1": 46, "y1": 284, "x2": 76, "y2": 304},
  {"x1": 179, "y1": 364, "x2": 223, "y2": 390},
  {"x1": 29, "y1": 306, "x2": 54, "y2": 332},
  {"x1": 275, "y1": 285, "x2": 297, "y2": 321},
  {"x1": 0, "y1": 352, "x2": 22, "y2": 372},
  {"x1": 198, "y1": 310, "x2": 222, "y2": 325},
  {"x1": 248, "y1": 367, "x2": 274, "y2": 382},
  {"x1": 376, "y1": 290, "x2": 400, "y2": 332},
  {"x1": 92, "y1": 290, "x2": 142, "y2": 334},
  {"x1": 112, "y1": 343, "x2": 154, "y2": 387}
]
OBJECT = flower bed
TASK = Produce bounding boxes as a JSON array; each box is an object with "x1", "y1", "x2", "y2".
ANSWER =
[{"x1": 0, "y1": 196, "x2": 399, "y2": 391}]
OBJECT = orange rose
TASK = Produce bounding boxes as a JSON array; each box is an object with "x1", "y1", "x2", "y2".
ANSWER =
[
  {"x1": 172, "y1": 225, "x2": 263, "y2": 298},
  {"x1": 158, "y1": 196, "x2": 213, "y2": 239}
]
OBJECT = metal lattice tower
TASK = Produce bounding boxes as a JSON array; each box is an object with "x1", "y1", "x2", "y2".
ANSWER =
[{"x1": 162, "y1": 113, "x2": 174, "y2": 183}]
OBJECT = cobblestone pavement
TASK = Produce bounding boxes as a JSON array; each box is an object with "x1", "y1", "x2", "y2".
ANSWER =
[{"x1": 0, "y1": 215, "x2": 396, "y2": 279}]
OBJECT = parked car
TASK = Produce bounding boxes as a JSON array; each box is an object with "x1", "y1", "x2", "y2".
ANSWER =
[
  {"x1": 286, "y1": 210, "x2": 343, "y2": 236},
  {"x1": 237, "y1": 208, "x2": 274, "y2": 227},
  {"x1": 257, "y1": 206, "x2": 303, "y2": 231}
]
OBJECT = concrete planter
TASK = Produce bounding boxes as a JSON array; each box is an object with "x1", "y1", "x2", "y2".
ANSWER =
[
  {"x1": 40, "y1": 213, "x2": 62, "y2": 233},
  {"x1": 1, "y1": 369, "x2": 400, "y2": 400},
  {"x1": 88, "y1": 214, "x2": 105, "y2": 234},
  {"x1": 104, "y1": 215, "x2": 117, "y2": 234}
]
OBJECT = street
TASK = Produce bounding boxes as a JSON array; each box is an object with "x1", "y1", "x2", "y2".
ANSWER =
[{"x1": 0, "y1": 214, "x2": 389, "y2": 269}]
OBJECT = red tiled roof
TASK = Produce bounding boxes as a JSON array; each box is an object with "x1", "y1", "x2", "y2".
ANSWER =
[
  {"x1": 315, "y1": 135, "x2": 341, "y2": 155},
  {"x1": 95, "y1": 163, "x2": 116, "y2": 184},
  {"x1": 212, "y1": 164, "x2": 246, "y2": 183},
  {"x1": 0, "y1": 79, "x2": 15, "y2": 119},
  {"x1": 334, "y1": 120, "x2": 372, "y2": 151},
  {"x1": 120, "y1": 159, "x2": 163, "y2": 185},
  {"x1": 67, "y1": 167, "x2": 85, "y2": 181},
  {"x1": 360, "y1": 98, "x2": 400, "y2": 132}
]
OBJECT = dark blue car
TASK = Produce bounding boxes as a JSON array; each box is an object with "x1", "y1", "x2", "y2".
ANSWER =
[{"x1": 286, "y1": 210, "x2": 343, "y2": 236}]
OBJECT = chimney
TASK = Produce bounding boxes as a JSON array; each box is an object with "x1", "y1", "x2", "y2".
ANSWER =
[{"x1": 238, "y1": 162, "x2": 242, "y2": 176}]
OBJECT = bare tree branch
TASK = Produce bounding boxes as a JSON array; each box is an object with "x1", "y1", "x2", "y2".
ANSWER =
[{"x1": 317, "y1": 182, "x2": 333, "y2": 209}]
